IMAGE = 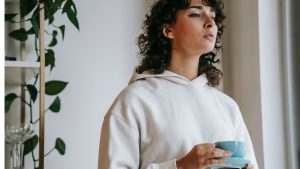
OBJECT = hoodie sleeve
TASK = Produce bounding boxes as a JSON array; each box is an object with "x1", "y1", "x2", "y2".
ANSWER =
[{"x1": 98, "y1": 113, "x2": 178, "y2": 169}]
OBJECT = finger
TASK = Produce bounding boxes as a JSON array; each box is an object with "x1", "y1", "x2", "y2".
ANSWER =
[
  {"x1": 247, "y1": 163, "x2": 254, "y2": 169},
  {"x1": 198, "y1": 147, "x2": 215, "y2": 155},
  {"x1": 195, "y1": 144, "x2": 215, "y2": 155},
  {"x1": 196, "y1": 143, "x2": 215, "y2": 149},
  {"x1": 199, "y1": 158, "x2": 225, "y2": 166},
  {"x1": 197, "y1": 147, "x2": 223, "y2": 156},
  {"x1": 243, "y1": 163, "x2": 253, "y2": 169},
  {"x1": 203, "y1": 148, "x2": 232, "y2": 159}
]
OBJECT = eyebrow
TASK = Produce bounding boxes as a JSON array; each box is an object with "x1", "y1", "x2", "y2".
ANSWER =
[{"x1": 187, "y1": 6, "x2": 215, "y2": 12}]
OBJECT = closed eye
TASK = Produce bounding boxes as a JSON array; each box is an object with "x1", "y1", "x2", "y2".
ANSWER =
[{"x1": 189, "y1": 13, "x2": 200, "y2": 17}]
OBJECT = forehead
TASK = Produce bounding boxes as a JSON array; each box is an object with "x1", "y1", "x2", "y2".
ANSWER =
[
  {"x1": 188, "y1": 0, "x2": 214, "y2": 11},
  {"x1": 189, "y1": 0, "x2": 206, "y2": 6}
]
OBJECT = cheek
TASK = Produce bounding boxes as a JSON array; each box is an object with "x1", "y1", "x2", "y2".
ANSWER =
[
  {"x1": 213, "y1": 25, "x2": 218, "y2": 35},
  {"x1": 173, "y1": 24, "x2": 194, "y2": 40},
  {"x1": 180, "y1": 23, "x2": 201, "y2": 38}
]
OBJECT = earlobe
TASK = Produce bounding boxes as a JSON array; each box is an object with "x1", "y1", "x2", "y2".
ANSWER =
[{"x1": 162, "y1": 24, "x2": 174, "y2": 39}]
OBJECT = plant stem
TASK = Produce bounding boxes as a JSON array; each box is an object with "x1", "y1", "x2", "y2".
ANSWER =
[
  {"x1": 33, "y1": 108, "x2": 48, "y2": 124},
  {"x1": 34, "y1": 35, "x2": 39, "y2": 58},
  {"x1": 44, "y1": 148, "x2": 55, "y2": 157},
  {"x1": 35, "y1": 147, "x2": 55, "y2": 161},
  {"x1": 45, "y1": 30, "x2": 53, "y2": 35},
  {"x1": 7, "y1": 18, "x2": 30, "y2": 23},
  {"x1": 29, "y1": 100, "x2": 33, "y2": 123},
  {"x1": 32, "y1": 118, "x2": 39, "y2": 124},
  {"x1": 51, "y1": 23, "x2": 59, "y2": 28},
  {"x1": 31, "y1": 150, "x2": 37, "y2": 168},
  {"x1": 33, "y1": 74, "x2": 39, "y2": 86},
  {"x1": 18, "y1": 96, "x2": 31, "y2": 107}
]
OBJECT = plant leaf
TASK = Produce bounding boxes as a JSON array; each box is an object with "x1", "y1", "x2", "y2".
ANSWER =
[
  {"x1": 62, "y1": 0, "x2": 72, "y2": 14},
  {"x1": 66, "y1": 8, "x2": 79, "y2": 30},
  {"x1": 30, "y1": 16, "x2": 39, "y2": 37},
  {"x1": 5, "y1": 13, "x2": 18, "y2": 22},
  {"x1": 23, "y1": 135, "x2": 38, "y2": 155},
  {"x1": 70, "y1": 0, "x2": 77, "y2": 16},
  {"x1": 55, "y1": 138, "x2": 66, "y2": 155},
  {"x1": 48, "y1": 31, "x2": 58, "y2": 47},
  {"x1": 55, "y1": 0, "x2": 65, "y2": 8},
  {"x1": 45, "y1": 49, "x2": 55, "y2": 70},
  {"x1": 48, "y1": 15, "x2": 54, "y2": 25},
  {"x1": 27, "y1": 27, "x2": 35, "y2": 34},
  {"x1": 49, "y1": 96, "x2": 61, "y2": 113},
  {"x1": 45, "y1": 0, "x2": 60, "y2": 20},
  {"x1": 5, "y1": 93, "x2": 18, "y2": 113},
  {"x1": 62, "y1": 0, "x2": 79, "y2": 30},
  {"x1": 45, "y1": 81, "x2": 68, "y2": 95},
  {"x1": 9, "y1": 29, "x2": 28, "y2": 41},
  {"x1": 20, "y1": 0, "x2": 38, "y2": 17},
  {"x1": 58, "y1": 25, "x2": 65, "y2": 40},
  {"x1": 26, "y1": 85, "x2": 38, "y2": 103}
]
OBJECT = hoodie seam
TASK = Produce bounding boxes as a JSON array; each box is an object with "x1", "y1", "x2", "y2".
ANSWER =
[{"x1": 108, "y1": 112, "x2": 140, "y2": 134}]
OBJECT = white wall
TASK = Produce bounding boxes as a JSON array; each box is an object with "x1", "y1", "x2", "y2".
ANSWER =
[
  {"x1": 5, "y1": 0, "x2": 146, "y2": 169},
  {"x1": 42, "y1": 1, "x2": 147, "y2": 168}
]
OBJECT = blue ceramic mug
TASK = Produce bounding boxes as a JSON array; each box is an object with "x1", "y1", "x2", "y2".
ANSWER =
[{"x1": 215, "y1": 141, "x2": 246, "y2": 158}]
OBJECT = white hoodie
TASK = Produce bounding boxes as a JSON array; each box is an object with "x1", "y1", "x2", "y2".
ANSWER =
[{"x1": 99, "y1": 71, "x2": 259, "y2": 169}]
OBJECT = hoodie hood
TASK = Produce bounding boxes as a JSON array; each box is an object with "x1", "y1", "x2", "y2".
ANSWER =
[{"x1": 128, "y1": 70, "x2": 208, "y2": 86}]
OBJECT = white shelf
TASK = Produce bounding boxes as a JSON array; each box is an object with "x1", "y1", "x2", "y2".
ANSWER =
[
  {"x1": 5, "y1": 61, "x2": 40, "y2": 68},
  {"x1": 5, "y1": 61, "x2": 40, "y2": 86}
]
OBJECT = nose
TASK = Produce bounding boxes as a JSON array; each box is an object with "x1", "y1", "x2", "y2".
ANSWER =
[{"x1": 204, "y1": 15, "x2": 215, "y2": 29}]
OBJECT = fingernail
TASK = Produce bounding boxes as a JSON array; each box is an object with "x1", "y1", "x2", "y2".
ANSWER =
[{"x1": 225, "y1": 151, "x2": 232, "y2": 156}]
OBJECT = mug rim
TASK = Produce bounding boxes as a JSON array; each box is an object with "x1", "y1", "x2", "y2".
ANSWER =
[{"x1": 215, "y1": 140, "x2": 245, "y2": 145}]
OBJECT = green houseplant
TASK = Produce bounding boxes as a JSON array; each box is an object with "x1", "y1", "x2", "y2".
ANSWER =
[{"x1": 5, "y1": 0, "x2": 79, "y2": 168}]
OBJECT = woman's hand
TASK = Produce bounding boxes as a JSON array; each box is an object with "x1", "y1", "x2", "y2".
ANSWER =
[
  {"x1": 176, "y1": 143, "x2": 232, "y2": 169},
  {"x1": 243, "y1": 164, "x2": 254, "y2": 169}
]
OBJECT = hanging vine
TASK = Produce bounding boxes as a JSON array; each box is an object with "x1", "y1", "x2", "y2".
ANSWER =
[{"x1": 5, "y1": 0, "x2": 79, "y2": 168}]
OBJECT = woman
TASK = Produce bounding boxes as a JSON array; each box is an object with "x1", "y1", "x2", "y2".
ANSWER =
[{"x1": 98, "y1": 0, "x2": 258, "y2": 168}]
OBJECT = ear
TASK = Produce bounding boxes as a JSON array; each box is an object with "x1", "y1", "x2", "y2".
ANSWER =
[{"x1": 162, "y1": 24, "x2": 175, "y2": 39}]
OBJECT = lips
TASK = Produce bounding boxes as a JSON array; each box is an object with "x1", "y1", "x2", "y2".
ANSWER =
[{"x1": 203, "y1": 32, "x2": 215, "y2": 41}]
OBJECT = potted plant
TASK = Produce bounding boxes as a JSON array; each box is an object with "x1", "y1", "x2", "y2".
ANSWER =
[{"x1": 5, "y1": 0, "x2": 79, "y2": 168}]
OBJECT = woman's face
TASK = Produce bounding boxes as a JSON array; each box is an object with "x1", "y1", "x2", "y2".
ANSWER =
[{"x1": 167, "y1": 0, "x2": 217, "y2": 56}]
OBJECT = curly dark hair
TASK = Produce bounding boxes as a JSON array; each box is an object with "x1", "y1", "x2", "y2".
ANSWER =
[{"x1": 136, "y1": 0, "x2": 226, "y2": 86}]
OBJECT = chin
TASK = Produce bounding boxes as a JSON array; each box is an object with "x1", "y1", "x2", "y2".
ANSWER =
[
  {"x1": 202, "y1": 46, "x2": 215, "y2": 54},
  {"x1": 198, "y1": 42, "x2": 215, "y2": 53},
  {"x1": 192, "y1": 44, "x2": 216, "y2": 55}
]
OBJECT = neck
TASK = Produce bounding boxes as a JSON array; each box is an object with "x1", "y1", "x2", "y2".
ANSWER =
[{"x1": 167, "y1": 50, "x2": 202, "y2": 80}]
